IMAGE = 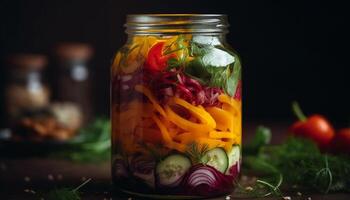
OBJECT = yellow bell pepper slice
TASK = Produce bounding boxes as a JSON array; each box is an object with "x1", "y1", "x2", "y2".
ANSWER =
[
  {"x1": 170, "y1": 97, "x2": 216, "y2": 129},
  {"x1": 174, "y1": 132, "x2": 209, "y2": 144},
  {"x1": 209, "y1": 131, "x2": 236, "y2": 139},
  {"x1": 197, "y1": 138, "x2": 227, "y2": 149},
  {"x1": 135, "y1": 85, "x2": 166, "y2": 117},
  {"x1": 206, "y1": 107, "x2": 234, "y2": 132},
  {"x1": 218, "y1": 94, "x2": 241, "y2": 113},
  {"x1": 165, "y1": 105, "x2": 213, "y2": 134}
]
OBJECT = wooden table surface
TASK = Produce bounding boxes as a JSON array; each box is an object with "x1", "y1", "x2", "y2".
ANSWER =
[{"x1": 1, "y1": 122, "x2": 349, "y2": 200}]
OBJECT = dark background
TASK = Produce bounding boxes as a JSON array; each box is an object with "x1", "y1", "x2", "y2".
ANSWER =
[{"x1": 0, "y1": 0, "x2": 349, "y2": 127}]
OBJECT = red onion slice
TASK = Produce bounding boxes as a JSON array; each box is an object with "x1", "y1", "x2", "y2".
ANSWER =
[{"x1": 181, "y1": 164, "x2": 234, "y2": 196}]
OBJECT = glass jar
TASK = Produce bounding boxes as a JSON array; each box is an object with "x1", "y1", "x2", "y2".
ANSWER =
[
  {"x1": 5, "y1": 54, "x2": 50, "y2": 124},
  {"x1": 53, "y1": 43, "x2": 94, "y2": 126},
  {"x1": 111, "y1": 14, "x2": 242, "y2": 198}
]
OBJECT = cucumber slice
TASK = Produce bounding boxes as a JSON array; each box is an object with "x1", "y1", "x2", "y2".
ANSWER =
[
  {"x1": 226, "y1": 145, "x2": 241, "y2": 175},
  {"x1": 201, "y1": 147, "x2": 228, "y2": 173},
  {"x1": 156, "y1": 154, "x2": 191, "y2": 187}
]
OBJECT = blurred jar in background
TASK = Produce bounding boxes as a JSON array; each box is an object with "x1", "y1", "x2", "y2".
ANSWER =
[
  {"x1": 53, "y1": 43, "x2": 94, "y2": 126},
  {"x1": 5, "y1": 54, "x2": 50, "y2": 124}
]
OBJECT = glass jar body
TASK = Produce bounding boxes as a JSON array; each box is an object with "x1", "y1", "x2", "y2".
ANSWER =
[{"x1": 111, "y1": 32, "x2": 242, "y2": 198}]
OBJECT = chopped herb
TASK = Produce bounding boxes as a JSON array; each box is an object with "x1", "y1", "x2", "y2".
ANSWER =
[
  {"x1": 43, "y1": 178, "x2": 91, "y2": 200},
  {"x1": 185, "y1": 142, "x2": 209, "y2": 164}
]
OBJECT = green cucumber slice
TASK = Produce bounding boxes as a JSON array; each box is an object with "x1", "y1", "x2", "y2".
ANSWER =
[
  {"x1": 226, "y1": 145, "x2": 241, "y2": 175},
  {"x1": 201, "y1": 147, "x2": 228, "y2": 173},
  {"x1": 156, "y1": 154, "x2": 191, "y2": 187}
]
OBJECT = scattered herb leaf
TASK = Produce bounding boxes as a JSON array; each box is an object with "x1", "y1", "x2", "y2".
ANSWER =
[{"x1": 43, "y1": 178, "x2": 91, "y2": 200}]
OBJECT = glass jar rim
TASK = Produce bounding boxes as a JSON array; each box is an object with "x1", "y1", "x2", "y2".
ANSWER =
[{"x1": 125, "y1": 14, "x2": 229, "y2": 35}]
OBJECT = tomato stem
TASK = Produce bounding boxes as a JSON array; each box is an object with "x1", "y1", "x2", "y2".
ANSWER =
[{"x1": 292, "y1": 101, "x2": 307, "y2": 121}]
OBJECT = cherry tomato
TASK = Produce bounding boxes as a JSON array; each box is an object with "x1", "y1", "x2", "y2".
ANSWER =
[
  {"x1": 290, "y1": 102, "x2": 335, "y2": 149},
  {"x1": 145, "y1": 42, "x2": 176, "y2": 71},
  {"x1": 291, "y1": 114, "x2": 335, "y2": 148}
]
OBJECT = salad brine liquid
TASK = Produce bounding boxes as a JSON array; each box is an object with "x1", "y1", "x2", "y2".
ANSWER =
[{"x1": 111, "y1": 15, "x2": 242, "y2": 198}]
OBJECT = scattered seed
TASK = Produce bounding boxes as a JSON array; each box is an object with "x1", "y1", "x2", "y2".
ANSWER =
[
  {"x1": 282, "y1": 197, "x2": 291, "y2": 200},
  {"x1": 307, "y1": 198, "x2": 312, "y2": 200},
  {"x1": 24, "y1": 189, "x2": 36, "y2": 194},
  {"x1": 225, "y1": 195, "x2": 231, "y2": 200},
  {"x1": 48, "y1": 174, "x2": 54, "y2": 181},
  {"x1": 24, "y1": 176, "x2": 31, "y2": 182},
  {"x1": 245, "y1": 186, "x2": 253, "y2": 191},
  {"x1": 297, "y1": 192, "x2": 302, "y2": 196}
]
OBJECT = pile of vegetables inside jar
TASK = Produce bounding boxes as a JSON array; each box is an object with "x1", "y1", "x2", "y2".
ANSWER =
[{"x1": 111, "y1": 34, "x2": 242, "y2": 197}]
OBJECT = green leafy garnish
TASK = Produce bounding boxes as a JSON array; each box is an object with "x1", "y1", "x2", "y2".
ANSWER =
[
  {"x1": 201, "y1": 47, "x2": 235, "y2": 67},
  {"x1": 51, "y1": 118, "x2": 110, "y2": 162},
  {"x1": 185, "y1": 40, "x2": 241, "y2": 96},
  {"x1": 242, "y1": 126, "x2": 350, "y2": 195},
  {"x1": 192, "y1": 35, "x2": 221, "y2": 46},
  {"x1": 226, "y1": 57, "x2": 241, "y2": 96}
]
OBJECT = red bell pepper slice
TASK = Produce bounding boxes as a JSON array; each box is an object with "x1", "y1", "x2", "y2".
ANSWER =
[{"x1": 145, "y1": 42, "x2": 176, "y2": 71}]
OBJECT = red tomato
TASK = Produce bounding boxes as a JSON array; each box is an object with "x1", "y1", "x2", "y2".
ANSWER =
[
  {"x1": 290, "y1": 114, "x2": 335, "y2": 148},
  {"x1": 145, "y1": 42, "x2": 176, "y2": 71},
  {"x1": 331, "y1": 128, "x2": 350, "y2": 154}
]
